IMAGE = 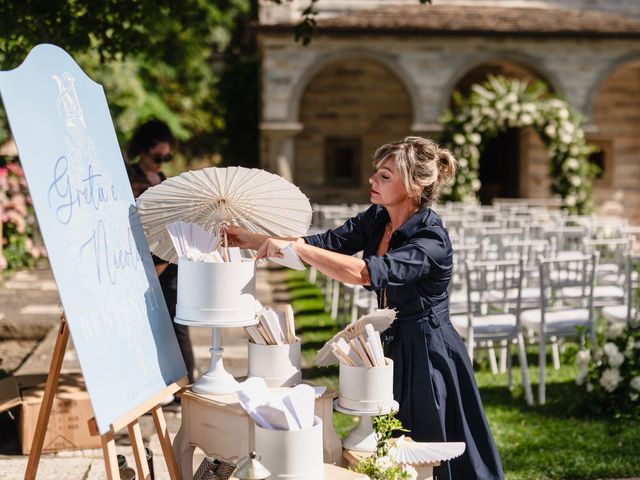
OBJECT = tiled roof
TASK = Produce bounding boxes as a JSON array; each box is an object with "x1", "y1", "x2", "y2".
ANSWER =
[{"x1": 257, "y1": 4, "x2": 640, "y2": 37}]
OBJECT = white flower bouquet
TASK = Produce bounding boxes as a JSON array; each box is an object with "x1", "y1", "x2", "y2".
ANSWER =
[{"x1": 576, "y1": 324, "x2": 640, "y2": 417}]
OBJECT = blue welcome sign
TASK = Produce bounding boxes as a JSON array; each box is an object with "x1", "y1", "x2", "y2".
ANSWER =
[{"x1": 0, "y1": 44, "x2": 187, "y2": 435}]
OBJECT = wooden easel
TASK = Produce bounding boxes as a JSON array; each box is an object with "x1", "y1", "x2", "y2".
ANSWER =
[{"x1": 24, "y1": 313, "x2": 188, "y2": 480}]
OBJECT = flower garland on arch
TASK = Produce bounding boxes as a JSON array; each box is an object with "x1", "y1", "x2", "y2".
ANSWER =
[{"x1": 439, "y1": 75, "x2": 597, "y2": 213}]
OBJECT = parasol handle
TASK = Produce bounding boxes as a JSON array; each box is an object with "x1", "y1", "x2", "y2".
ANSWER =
[{"x1": 221, "y1": 222, "x2": 230, "y2": 262}]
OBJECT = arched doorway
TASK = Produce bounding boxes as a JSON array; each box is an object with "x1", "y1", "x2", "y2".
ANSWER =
[
  {"x1": 295, "y1": 58, "x2": 413, "y2": 204},
  {"x1": 478, "y1": 128, "x2": 520, "y2": 204},
  {"x1": 590, "y1": 58, "x2": 640, "y2": 222},
  {"x1": 450, "y1": 60, "x2": 553, "y2": 204}
]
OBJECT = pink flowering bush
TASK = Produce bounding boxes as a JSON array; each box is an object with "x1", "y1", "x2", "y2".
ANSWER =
[{"x1": 0, "y1": 159, "x2": 46, "y2": 273}]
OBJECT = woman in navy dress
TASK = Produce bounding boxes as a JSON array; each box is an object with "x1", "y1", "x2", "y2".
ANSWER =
[{"x1": 226, "y1": 136, "x2": 504, "y2": 479}]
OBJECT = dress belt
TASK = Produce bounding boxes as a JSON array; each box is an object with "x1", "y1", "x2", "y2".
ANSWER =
[
  {"x1": 391, "y1": 300, "x2": 450, "y2": 327},
  {"x1": 382, "y1": 302, "x2": 449, "y2": 353}
]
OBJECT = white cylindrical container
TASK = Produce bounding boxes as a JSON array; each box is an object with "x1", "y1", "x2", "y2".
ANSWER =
[
  {"x1": 176, "y1": 259, "x2": 256, "y2": 325},
  {"x1": 248, "y1": 339, "x2": 302, "y2": 387},
  {"x1": 339, "y1": 358, "x2": 394, "y2": 412},
  {"x1": 254, "y1": 417, "x2": 324, "y2": 480}
]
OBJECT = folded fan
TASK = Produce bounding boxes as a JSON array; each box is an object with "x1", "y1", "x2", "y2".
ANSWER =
[
  {"x1": 315, "y1": 309, "x2": 396, "y2": 367},
  {"x1": 390, "y1": 436, "x2": 466, "y2": 465}
]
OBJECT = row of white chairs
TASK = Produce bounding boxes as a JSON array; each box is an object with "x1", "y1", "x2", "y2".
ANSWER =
[{"x1": 305, "y1": 202, "x2": 638, "y2": 405}]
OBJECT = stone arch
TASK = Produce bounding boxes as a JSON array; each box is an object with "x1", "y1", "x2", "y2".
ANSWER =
[
  {"x1": 289, "y1": 49, "x2": 421, "y2": 126},
  {"x1": 441, "y1": 75, "x2": 594, "y2": 213},
  {"x1": 441, "y1": 56, "x2": 562, "y2": 204},
  {"x1": 585, "y1": 52, "x2": 640, "y2": 119},
  {"x1": 440, "y1": 52, "x2": 562, "y2": 119},
  {"x1": 294, "y1": 56, "x2": 414, "y2": 203},
  {"x1": 589, "y1": 56, "x2": 640, "y2": 221}
]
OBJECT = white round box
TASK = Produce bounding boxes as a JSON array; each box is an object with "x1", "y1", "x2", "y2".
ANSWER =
[
  {"x1": 175, "y1": 259, "x2": 257, "y2": 326},
  {"x1": 338, "y1": 358, "x2": 395, "y2": 413},
  {"x1": 248, "y1": 339, "x2": 302, "y2": 387},
  {"x1": 255, "y1": 417, "x2": 324, "y2": 480}
]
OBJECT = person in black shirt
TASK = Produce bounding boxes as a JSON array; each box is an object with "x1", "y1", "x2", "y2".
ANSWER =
[{"x1": 126, "y1": 119, "x2": 195, "y2": 383}]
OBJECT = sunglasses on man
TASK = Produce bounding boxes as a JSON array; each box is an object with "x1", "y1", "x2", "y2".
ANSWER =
[{"x1": 151, "y1": 153, "x2": 173, "y2": 164}]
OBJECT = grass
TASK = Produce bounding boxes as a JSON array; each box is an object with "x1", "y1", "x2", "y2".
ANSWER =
[{"x1": 286, "y1": 270, "x2": 640, "y2": 480}]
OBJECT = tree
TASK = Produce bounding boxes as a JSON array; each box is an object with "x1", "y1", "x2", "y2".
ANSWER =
[
  {"x1": 0, "y1": 0, "x2": 247, "y2": 160},
  {"x1": 0, "y1": 0, "x2": 431, "y2": 162}
]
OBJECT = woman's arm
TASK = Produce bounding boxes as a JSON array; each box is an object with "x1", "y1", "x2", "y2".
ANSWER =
[
  {"x1": 224, "y1": 225, "x2": 299, "y2": 250},
  {"x1": 256, "y1": 237, "x2": 371, "y2": 286}
]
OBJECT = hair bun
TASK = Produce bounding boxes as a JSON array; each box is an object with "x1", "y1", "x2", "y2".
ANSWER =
[{"x1": 437, "y1": 148, "x2": 457, "y2": 185}]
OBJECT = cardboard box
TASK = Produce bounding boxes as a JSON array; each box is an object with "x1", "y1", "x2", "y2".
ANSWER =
[{"x1": 0, "y1": 372, "x2": 100, "y2": 454}]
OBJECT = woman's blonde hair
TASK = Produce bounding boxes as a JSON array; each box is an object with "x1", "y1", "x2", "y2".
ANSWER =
[{"x1": 372, "y1": 136, "x2": 457, "y2": 208}]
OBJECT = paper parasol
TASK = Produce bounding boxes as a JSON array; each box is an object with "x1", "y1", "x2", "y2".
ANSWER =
[
  {"x1": 390, "y1": 436, "x2": 466, "y2": 465},
  {"x1": 314, "y1": 308, "x2": 397, "y2": 366},
  {"x1": 136, "y1": 166, "x2": 313, "y2": 263}
]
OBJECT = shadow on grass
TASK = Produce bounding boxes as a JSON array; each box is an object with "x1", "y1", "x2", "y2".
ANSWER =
[
  {"x1": 301, "y1": 340, "x2": 335, "y2": 352},
  {"x1": 286, "y1": 293, "x2": 324, "y2": 302},
  {"x1": 301, "y1": 365, "x2": 339, "y2": 380},
  {"x1": 293, "y1": 308, "x2": 327, "y2": 316},
  {"x1": 285, "y1": 281, "x2": 316, "y2": 291},
  {"x1": 479, "y1": 379, "x2": 605, "y2": 420},
  {"x1": 297, "y1": 324, "x2": 338, "y2": 334}
]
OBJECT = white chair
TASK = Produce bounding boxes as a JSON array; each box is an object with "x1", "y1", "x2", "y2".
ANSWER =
[
  {"x1": 451, "y1": 258, "x2": 534, "y2": 405},
  {"x1": 342, "y1": 283, "x2": 378, "y2": 325},
  {"x1": 521, "y1": 253, "x2": 598, "y2": 405},
  {"x1": 544, "y1": 225, "x2": 589, "y2": 257},
  {"x1": 480, "y1": 227, "x2": 528, "y2": 260},
  {"x1": 449, "y1": 243, "x2": 482, "y2": 315},
  {"x1": 571, "y1": 238, "x2": 632, "y2": 307},
  {"x1": 602, "y1": 254, "x2": 640, "y2": 327}
]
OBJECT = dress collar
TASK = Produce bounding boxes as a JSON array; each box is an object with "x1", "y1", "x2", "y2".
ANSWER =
[{"x1": 374, "y1": 205, "x2": 434, "y2": 239}]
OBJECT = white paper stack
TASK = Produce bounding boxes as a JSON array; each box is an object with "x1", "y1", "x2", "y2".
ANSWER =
[
  {"x1": 314, "y1": 309, "x2": 396, "y2": 367},
  {"x1": 166, "y1": 221, "x2": 252, "y2": 263},
  {"x1": 330, "y1": 323, "x2": 385, "y2": 367},
  {"x1": 245, "y1": 305, "x2": 297, "y2": 345},
  {"x1": 166, "y1": 221, "x2": 222, "y2": 262},
  {"x1": 237, "y1": 377, "x2": 317, "y2": 430}
]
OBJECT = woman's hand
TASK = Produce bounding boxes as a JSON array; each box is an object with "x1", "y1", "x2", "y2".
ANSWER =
[
  {"x1": 255, "y1": 238, "x2": 293, "y2": 260},
  {"x1": 223, "y1": 225, "x2": 268, "y2": 250}
]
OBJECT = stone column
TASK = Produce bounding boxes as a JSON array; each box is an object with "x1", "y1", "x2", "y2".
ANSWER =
[{"x1": 259, "y1": 122, "x2": 303, "y2": 182}]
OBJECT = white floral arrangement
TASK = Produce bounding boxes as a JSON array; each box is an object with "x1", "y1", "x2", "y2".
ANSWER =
[
  {"x1": 439, "y1": 75, "x2": 597, "y2": 214},
  {"x1": 353, "y1": 411, "x2": 418, "y2": 480},
  {"x1": 575, "y1": 323, "x2": 640, "y2": 417}
]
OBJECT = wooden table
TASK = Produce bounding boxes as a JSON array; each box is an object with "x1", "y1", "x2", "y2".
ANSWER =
[
  {"x1": 229, "y1": 464, "x2": 367, "y2": 479},
  {"x1": 173, "y1": 384, "x2": 343, "y2": 479}
]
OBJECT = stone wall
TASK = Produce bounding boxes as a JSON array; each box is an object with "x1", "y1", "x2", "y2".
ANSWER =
[
  {"x1": 295, "y1": 58, "x2": 413, "y2": 203},
  {"x1": 259, "y1": 34, "x2": 640, "y2": 126},
  {"x1": 591, "y1": 59, "x2": 640, "y2": 223},
  {"x1": 259, "y1": 30, "x2": 640, "y2": 219}
]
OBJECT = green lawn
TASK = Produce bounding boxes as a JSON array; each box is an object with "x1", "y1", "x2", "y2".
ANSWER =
[{"x1": 286, "y1": 270, "x2": 640, "y2": 480}]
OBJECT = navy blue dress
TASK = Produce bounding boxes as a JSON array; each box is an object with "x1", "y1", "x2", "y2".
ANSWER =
[{"x1": 305, "y1": 205, "x2": 504, "y2": 480}]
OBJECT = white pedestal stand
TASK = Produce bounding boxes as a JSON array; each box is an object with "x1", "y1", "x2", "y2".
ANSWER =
[
  {"x1": 174, "y1": 317, "x2": 257, "y2": 395},
  {"x1": 333, "y1": 400, "x2": 399, "y2": 452}
]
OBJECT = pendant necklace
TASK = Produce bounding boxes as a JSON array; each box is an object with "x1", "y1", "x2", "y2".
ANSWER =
[{"x1": 380, "y1": 222, "x2": 393, "y2": 309}]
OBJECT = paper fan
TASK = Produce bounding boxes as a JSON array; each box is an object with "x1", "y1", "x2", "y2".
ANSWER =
[
  {"x1": 314, "y1": 309, "x2": 396, "y2": 366},
  {"x1": 390, "y1": 436, "x2": 466, "y2": 465},
  {"x1": 136, "y1": 166, "x2": 312, "y2": 263}
]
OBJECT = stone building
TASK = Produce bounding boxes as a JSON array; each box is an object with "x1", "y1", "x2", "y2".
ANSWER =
[{"x1": 256, "y1": 0, "x2": 640, "y2": 221}]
